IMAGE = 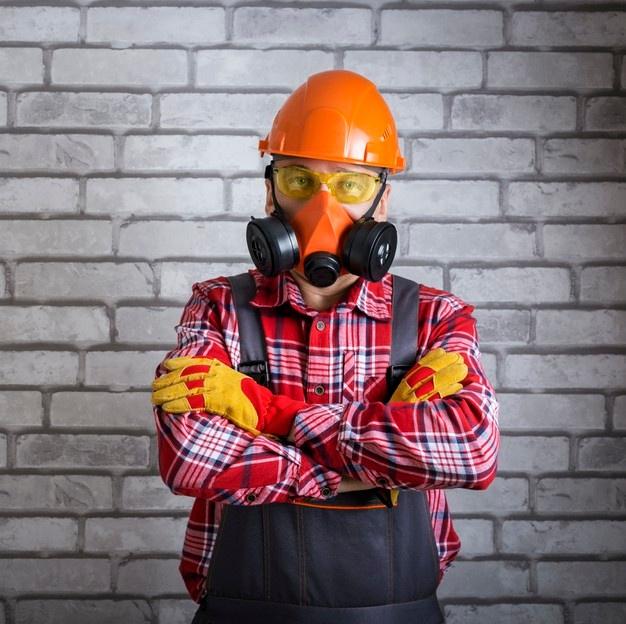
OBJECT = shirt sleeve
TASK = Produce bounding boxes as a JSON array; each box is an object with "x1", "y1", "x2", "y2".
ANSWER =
[
  {"x1": 153, "y1": 282, "x2": 342, "y2": 505},
  {"x1": 292, "y1": 297, "x2": 500, "y2": 491}
]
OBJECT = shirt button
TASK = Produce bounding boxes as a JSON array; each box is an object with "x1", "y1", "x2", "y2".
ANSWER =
[
  {"x1": 246, "y1": 493, "x2": 257, "y2": 503},
  {"x1": 321, "y1": 487, "x2": 332, "y2": 497},
  {"x1": 315, "y1": 320, "x2": 326, "y2": 331},
  {"x1": 314, "y1": 384, "x2": 325, "y2": 396}
]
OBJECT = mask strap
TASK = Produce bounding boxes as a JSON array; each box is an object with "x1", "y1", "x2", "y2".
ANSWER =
[
  {"x1": 265, "y1": 161, "x2": 287, "y2": 220},
  {"x1": 362, "y1": 169, "x2": 388, "y2": 221}
]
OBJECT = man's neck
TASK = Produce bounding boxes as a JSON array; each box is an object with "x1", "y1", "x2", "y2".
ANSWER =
[{"x1": 289, "y1": 270, "x2": 360, "y2": 312}]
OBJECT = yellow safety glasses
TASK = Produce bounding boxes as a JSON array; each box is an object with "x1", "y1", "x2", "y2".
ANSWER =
[{"x1": 273, "y1": 165, "x2": 382, "y2": 205}]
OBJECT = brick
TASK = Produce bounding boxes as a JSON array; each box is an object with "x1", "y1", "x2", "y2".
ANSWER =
[
  {"x1": 117, "y1": 558, "x2": 187, "y2": 595},
  {"x1": 17, "y1": 92, "x2": 151, "y2": 128},
  {"x1": 0, "y1": 306, "x2": 109, "y2": 345},
  {"x1": 452, "y1": 519, "x2": 494, "y2": 555},
  {"x1": 615, "y1": 396, "x2": 626, "y2": 430},
  {"x1": 579, "y1": 438, "x2": 626, "y2": 471},
  {"x1": 498, "y1": 394, "x2": 605, "y2": 431},
  {"x1": 504, "y1": 355, "x2": 626, "y2": 389},
  {"x1": 231, "y1": 178, "x2": 271, "y2": 216},
  {"x1": 537, "y1": 562, "x2": 626, "y2": 597},
  {"x1": 50, "y1": 392, "x2": 153, "y2": 429},
  {"x1": 0, "y1": 391, "x2": 43, "y2": 427},
  {"x1": 488, "y1": 52, "x2": 613, "y2": 89},
  {"x1": 160, "y1": 262, "x2": 253, "y2": 299},
  {"x1": 581, "y1": 267, "x2": 626, "y2": 303},
  {"x1": 390, "y1": 180, "x2": 499, "y2": 218},
  {"x1": 0, "y1": 517, "x2": 77, "y2": 551},
  {"x1": 16, "y1": 600, "x2": 152, "y2": 624},
  {"x1": 0, "y1": 48, "x2": 43, "y2": 84},
  {"x1": 408, "y1": 224, "x2": 535, "y2": 260},
  {"x1": 345, "y1": 51, "x2": 482, "y2": 89},
  {"x1": 16, "y1": 434, "x2": 150, "y2": 468},
  {"x1": 0, "y1": 475, "x2": 112, "y2": 511},
  {"x1": 0, "y1": 351, "x2": 78, "y2": 385},
  {"x1": 481, "y1": 352, "x2": 497, "y2": 386},
  {"x1": 124, "y1": 134, "x2": 259, "y2": 172},
  {"x1": 543, "y1": 139, "x2": 623, "y2": 174},
  {"x1": 196, "y1": 49, "x2": 333, "y2": 88},
  {"x1": 234, "y1": 8, "x2": 371, "y2": 45},
  {"x1": 85, "y1": 517, "x2": 186, "y2": 552},
  {"x1": 52, "y1": 49, "x2": 187, "y2": 87},
  {"x1": 87, "y1": 7, "x2": 225, "y2": 44},
  {"x1": 445, "y1": 478, "x2": 528, "y2": 514},
  {"x1": 87, "y1": 178, "x2": 223, "y2": 217},
  {"x1": 119, "y1": 221, "x2": 248, "y2": 259},
  {"x1": 474, "y1": 309, "x2": 530, "y2": 343},
  {"x1": 122, "y1": 476, "x2": 193, "y2": 511},
  {"x1": 157, "y1": 601, "x2": 198, "y2": 624},
  {"x1": 0, "y1": 178, "x2": 79, "y2": 213},
  {"x1": 537, "y1": 478, "x2": 626, "y2": 513},
  {"x1": 437, "y1": 561, "x2": 530, "y2": 599},
  {"x1": 0, "y1": 7, "x2": 79, "y2": 42},
  {"x1": 15, "y1": 262, "x2": 153, "y2": 301},
  {"x1": 0, "y1": 92, "x2": 6, "y2": 125},
  {"x1": 451, "y1": 268, "x2": 570, "y2": 304},
  {"x1": 585, "y1": 97, "x2": 626, "y2": 130},
  {"x1": 622, "y1": 59, "x2": 626, "y2": 89},
  {"x1": 85, "y1": 350, "x2": 163, "y2": 389},
  {"x1": 0, "y1": 266, "x2": 5, "y2": 298},
  {"x1": 574, "y1": 603, "x2": 626, "y2": 624},
  {"x1": 499, "y1": 435, "x2": 569, "y2": 472},
  {"x1": 0, "y1": 434, "x2": 6, "y2": 467},
  {"x1": 536, "y1": 310, "x2": 626, "y2": 345},
  {"x1": 380, "y1": 93, "x2": 443, "y2": 131},
  {"x1": 410, "y1": 138, "x2": 534, "y2": 174},
  {"x1": 0, "y1": 134, "x2": 114, "y2": 173},
  {"x1": 511, "y1": 11, "x2": 626, "y2": 47},
  {"x1": 452, "y1": 95, "x2": 575, "y2": 132},
  {"x1": 0, "y1": 558, "x2": 109, "y2": 595},
  {"x1": 117, "y1": 307, "x2": 181, "y2": 345},
  {"x1": 160, "y1": 93, "x2": 283, "y2": 130},
  {"x1": 508, "y1": 182, "x2": 626, "y2": 218},
  {"x1": 445, "y1": 604, "x2": 564, "y2": 624},
  {"x1": 543, "y1": 225, "x2": 626, "y2": 259},
  {"x1": 385, "y1": 265, "x2": 444, "y2": 290}
]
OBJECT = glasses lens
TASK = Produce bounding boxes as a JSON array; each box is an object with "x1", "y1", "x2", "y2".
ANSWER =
[
  {"x1": 275, "y1": 166, "x2": 319, "y2": 200},
  {"x1": 332, "y1": 173, "x2": 378, "y2": 204}
]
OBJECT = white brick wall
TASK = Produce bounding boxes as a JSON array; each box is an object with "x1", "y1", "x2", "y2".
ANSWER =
[{"x1": 0, "y1": 2, "x2": 624, "y2": 623}]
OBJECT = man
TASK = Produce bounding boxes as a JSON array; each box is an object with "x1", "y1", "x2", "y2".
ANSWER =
[{"x1": 152, "y1": 69, "x2": 500, "y2": 624}]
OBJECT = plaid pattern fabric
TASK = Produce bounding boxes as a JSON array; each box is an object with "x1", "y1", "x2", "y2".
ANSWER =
[{"x1": 153, "y1": 269, "x2": 500, "y2": 602}]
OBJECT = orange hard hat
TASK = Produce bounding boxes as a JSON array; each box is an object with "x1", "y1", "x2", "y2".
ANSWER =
[{"x1": 258, "y1": 69, "x2": 405, "y2": 174}]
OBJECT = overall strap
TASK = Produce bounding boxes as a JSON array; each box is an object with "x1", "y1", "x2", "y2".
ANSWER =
[{"x1": 226, "y1": 272, "x2": 271, "y2": 388}]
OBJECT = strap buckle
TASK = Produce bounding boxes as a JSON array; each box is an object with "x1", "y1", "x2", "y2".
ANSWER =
[{"x1": 238, "y1": 360, "x2": 271, "y2": 388}]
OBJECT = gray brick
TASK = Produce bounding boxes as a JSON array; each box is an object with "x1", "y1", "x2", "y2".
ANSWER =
[
  {"x1": 196, "y1": 49, "x2": 334, "y2": 88},
  {"x1": 504, "y1": 355, "x2": 626, "y2": 389},
  {"x1": 16, "y1": 434, "x2": 150, "y2": 468},
  {"x1": 15, "y1": 262, "x2": 154, "y2": 300},
  {"x1": 0, "y1": 391, "x2": 43, "y2": 427},
  {"x1": 381, "y1": 93, "x2": 443, "y2": 131},
  {"x1": 581, "y1": 267, "x2": 626, "y2": 303},
  {"x1": 231, "y1": 178, "x2": 271, "y2": 216},
  {"x1": 410, "y1": 138, "x2": 534, "y2": 174},
  {"x1": 0, "y1": 48, "x2": 43, "y2": 84},
  {"x1": 536, "y1": 310, "x2": 626, "y2": 346},
  {"x1": 474, "y1": 309, "x2": 530, "y2": 343},
  {"x1": 345, "y1": 51, "x2": 482, "y2": 89},
  {"x1": 234, "y1": 8, "x2": 371, "y2": 45},
  {"x1": 488, "y1": 52, "x2": 613, "y2": 89},
  {"x1": 17, "y1": 92, "x2": 151, "y2": 128},
  {"x1": 116, "y1": 307, "x2": 181, "y2": 345},
  {"x1": 615, "y1": 396, "x2": 626, "y2": 430},
  {"x1": 481, "y1": 352, "x2": 497, "y2": 385},
  {"x1": 543, "y1": 225, "x2": 626, "y2": 260},
  {"x1": 157, "y1": 600, "x2": 198, "y2": 624},
  {"x1": 451, "y1": 268, "x2": 571, "y2": 304},
  {"x1": 498, "y1": 394, "x2": 605, "y2": 431},
  {"x1": 499, "y1": 435, "x2": 569, "y2": 472},
  {"x1": 0, "y1": 517, "x2": 77, "y2": 551},
  {"x1": 543, "y1": 139, "x2": 623, "y2": 174},
  {"x1": 85, "y1": 350, "x2": 163, "y2": 389},
  {"x1": 87, "y1": 178, "x2": 223, "y2": 217},
  {"x1": 585, "y1": 97, "x2": 626, "y2": 130},
  {"x1": 160, "y1": 93, "x2": 284, "y2": 130},
  {"x1": 537, "y1": 562, "x2": 626, "y2": 597},
  {"x1": 0, "y1": 434, "x2": 6, "y2": 467},
  {"x1": 50, "y1": 392, "x2": 153, "y2": 429},
  {"x1": 0, "y1": 7, "x2": 79, "y2": 42},
  {"x1": 437, "y1": 561, "x2": 530, "y2": 599},
  {"x1": 445, "y1": 604, "x2": 564, "y2": 624},
  {"x1": 409, "y1": 224, "x2": 535, "y2": 260},
  {"x1": 117, "y1": 558, "x2": 187, "y2": 595},
  {"x1": 0, "y1": 178, "x2": 79, "y2": 213},
  {"x1": 124, "y1": 134, "x2": 259, "y2": 172},
  {"x1": 0, "y1": 134, "x2": 114, "y2": 173},
  {"x1": 87, "y1": 7, "x2": 225, "y2": 44},
  {"x1": 537, "y1": 478, "x2": 626, "y2": 513},
  {"x1": 452, "y1": 95, "x2": 575, "y2": 132},
  {"x1": 0, "y1": 306, "x2": 109, "y2": 345},
  {"x1": 160, "y1": 262, "x2": 253, "y2": 299},
  {"x1": 511, "y1": 11, "x2": 626, "y2": 47},
  {"x1": 385, "y1": 265, "x2": 444, "y2": 290},
  {"x1": 445, "y1": 478, "x2": 528, "y2": 514},
  {"x1": 85, "y1": 517, "x2": 186, "y2": 552},
  {"x1": 119, "y1": 221, "x2": 248, "y2": 259},
  {"x1": 574, "y1": 603, "x2": 626, "y2": 624},
  {"x1": 579, "y1": 438, "x2": 626, "y2": 471},
  {"x1": 508, "y1": 182, "x2": 626, "y2": 218},
  {"x1": 0, "y1": 266, "x2": 5, "y2": 298},
  {"x1": 122, "y1": 476, "x2": 193, "y2": 511},
  {"x1": 622, "y1": 59, "x2": 626, "y2": 89},
  {"x1": 0, "y1": 351, "x2": 78, "y2": 385},
  {"x1": 0, "y1": 92, "x2": 6, "y2": 125},
  {"x1": 452, "y1": 519, "x2": 494, "y2": 555},
  {"x1": 16, "y1": 600, "x2": 152, "y2": 624},
  {"x1": 0, "y1": 475, "x2": 113, "y2": 511},
  {"x1": 52, "y1": 49, "x2": 187, "y2": 87},
  {"x1": 0, "y1": 558, "x2": 109, "y2": 595}
]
